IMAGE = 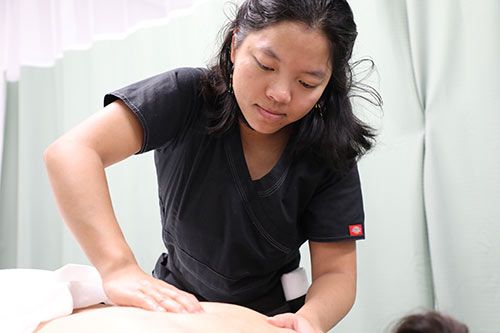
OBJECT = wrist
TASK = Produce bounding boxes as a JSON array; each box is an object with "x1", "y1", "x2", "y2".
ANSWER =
[
  {"x1": 296, "y1": 307, "x2": 324, "y2": 333},
  {"x1": 95, "y1": 252, "x2": 139, "y2": 280}
]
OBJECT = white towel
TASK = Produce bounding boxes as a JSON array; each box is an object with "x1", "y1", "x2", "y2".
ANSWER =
[{"x1": 0, "y1": 264, "x2": 109, "y2": 333}]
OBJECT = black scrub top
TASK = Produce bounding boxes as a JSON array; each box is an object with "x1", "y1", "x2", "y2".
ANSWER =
[{"x1": 104, "y1": 67, "x2": 365, "y2": 315}]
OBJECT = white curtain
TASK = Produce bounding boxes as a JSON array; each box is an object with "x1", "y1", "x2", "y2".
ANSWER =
[{"x1": 0, "y1": 0, "x2": 201, "y2": 81}]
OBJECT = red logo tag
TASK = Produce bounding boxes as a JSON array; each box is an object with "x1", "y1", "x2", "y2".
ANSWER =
[{"x1": 349, "y1": 224, "x2": 363, "y2": 236}]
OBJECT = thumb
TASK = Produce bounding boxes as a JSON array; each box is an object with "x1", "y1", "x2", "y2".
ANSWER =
[{"x1": 267, "y1": 313, "x2": 298, "y2": 329}]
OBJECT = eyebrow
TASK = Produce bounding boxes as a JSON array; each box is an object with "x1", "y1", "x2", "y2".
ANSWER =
[{"x1": 258, "y1": 46, "x2": 327, "y2": 80}]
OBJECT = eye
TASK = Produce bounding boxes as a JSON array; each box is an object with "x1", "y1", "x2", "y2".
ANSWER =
[
  {"x1": 255, "y1": 58, "x2": 274, "y2": 71},
  {"x1": 299, "y1": 80, "x2": 316, "y2": 89}
]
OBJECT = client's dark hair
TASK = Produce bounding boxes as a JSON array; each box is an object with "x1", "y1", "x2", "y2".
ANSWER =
[
  {"x1": 202, "y1": 0, "x2": 382, "y2": 172},
  {"x1": 393, "y1": 310, "x2": 469, "y2": 333}
]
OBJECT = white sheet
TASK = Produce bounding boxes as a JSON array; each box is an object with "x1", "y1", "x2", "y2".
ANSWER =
[{"x1": 0, "y1": 264, "x2": 109, "y2": 333}]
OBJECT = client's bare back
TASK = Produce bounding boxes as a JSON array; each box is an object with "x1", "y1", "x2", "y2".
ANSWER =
[{"x1": 36, "y1": 302, "x2": 296, "y2": 333}]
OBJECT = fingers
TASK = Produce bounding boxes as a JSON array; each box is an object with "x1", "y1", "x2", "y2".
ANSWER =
[
  {"x1": 268, "y1": 313, "x2": 321, "y2": 333},
  {"x1": 102, "y1": 268, "x2": 204, "y2": 314},
  {"x1": 133, "y1": 291, "x2": 167, "y2": 312},
  {"x1": 167, "y1": 289, "x2": 205, "y2": 313},
  {"x1": 267, "y1": 313, "x2": 298, "y2": 330},
  {"x1": 146, "y1": 282, "x2": 204, "y2": 314}
]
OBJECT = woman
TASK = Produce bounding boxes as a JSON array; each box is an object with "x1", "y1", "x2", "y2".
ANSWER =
[{"x1": 44, "y1": 0, "x2": 380, "y2": 332}]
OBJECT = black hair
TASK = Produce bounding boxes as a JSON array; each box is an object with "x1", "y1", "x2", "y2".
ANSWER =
[
  {"x1": 201, "y1": 0, "x2": 382, "y2": 172},
  {"x1": 392, "y1": 310, "x2": 469, "y2": 333}
]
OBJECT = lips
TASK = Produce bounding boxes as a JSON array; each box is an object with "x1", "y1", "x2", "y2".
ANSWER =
[{"x1": 256, "y1": 105, "x2": 285, "y2": 120}]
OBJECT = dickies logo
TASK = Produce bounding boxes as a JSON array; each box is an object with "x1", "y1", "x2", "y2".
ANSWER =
[{"x1": 349, "y1": 224, "x2": 363, "y2": 236}]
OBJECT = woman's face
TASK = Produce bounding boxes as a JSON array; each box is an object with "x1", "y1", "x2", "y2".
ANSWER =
[{"x1": 230, "y1": 21, "x2": 332, "y2": 135}]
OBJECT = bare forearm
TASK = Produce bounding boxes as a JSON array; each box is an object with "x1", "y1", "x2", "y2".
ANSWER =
[
  {"x1": 297, "y1": 271, "x2": 356, "y2": 332},
  {"x1": 44, "y1": 140, "x2": 137, "y2": 275}
]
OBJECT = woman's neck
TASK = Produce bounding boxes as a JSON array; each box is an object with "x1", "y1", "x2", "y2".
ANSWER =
[
  {"x1": 238, "y1": 120, "x2": 291, "y2": 180},
  {"x1": 239, "y1": 120, "x2": 291, "y2": 150}
]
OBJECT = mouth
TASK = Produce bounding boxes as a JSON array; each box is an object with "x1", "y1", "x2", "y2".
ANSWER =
[{"x1": 256, "y1": 105, "x2": 285, "y2": 120}]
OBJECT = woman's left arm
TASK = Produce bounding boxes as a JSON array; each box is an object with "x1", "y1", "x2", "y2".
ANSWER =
[{"x1": 268, "y1": 241, "x2": 357, "y2": 332}]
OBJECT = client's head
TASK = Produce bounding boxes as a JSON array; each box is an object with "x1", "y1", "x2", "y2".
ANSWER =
[{"x1": 392, "y1": 310, "x2": 469, "y2": 333}]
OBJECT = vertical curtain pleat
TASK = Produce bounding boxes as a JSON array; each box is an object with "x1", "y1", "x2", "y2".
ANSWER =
[
  {"x1": 0, "y1": 73, "x2": 5, "y2": 188},
  {"x1": 0, "y1": 79, "x2": 18, "y2": 268},
  {"x1": 336, "y1": 1, "x2": 500, "y2": 331},
  {"x1": 334, "y1": 1, "x2": 433, "y2": 331},
  {"x1": 406, "y1": 1, "x2": 500, "y2": 332}
]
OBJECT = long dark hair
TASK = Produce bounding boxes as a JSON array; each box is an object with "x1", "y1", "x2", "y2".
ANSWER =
[{"x1": 201, "y1": 0, "x2": 382, "y2": 172}]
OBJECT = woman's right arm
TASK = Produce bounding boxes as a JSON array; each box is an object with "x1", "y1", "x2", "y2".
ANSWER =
[{"x1": 44, "y1": 100, "x2": 203, "y2": 314}]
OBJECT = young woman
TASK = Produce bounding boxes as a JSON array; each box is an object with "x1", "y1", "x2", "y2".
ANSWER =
[{"x1": 44, "y1": 0, "x2": 380, "y2": 332}]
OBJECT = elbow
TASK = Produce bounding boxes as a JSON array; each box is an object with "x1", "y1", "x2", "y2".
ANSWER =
[
  {"x1": 43, "y1": 140, "x2": 62, "y2": 172},
  {"x1": 43, "y1": 143, "x2": 54, "y2": 166},
  {"x1": 44, "y1": 139, "x2": 75, "y2": 174},
  {"x1": 44, "y1": 138, "x2": 104, "y2": 175},
  {"x1": 43, "y1": 142, "x2": 57, "y2": 170}
]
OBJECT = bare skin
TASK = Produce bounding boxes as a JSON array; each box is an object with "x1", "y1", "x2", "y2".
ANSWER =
[{"x1": 35, "y1": 303, "x2": 296, "y2": 333}]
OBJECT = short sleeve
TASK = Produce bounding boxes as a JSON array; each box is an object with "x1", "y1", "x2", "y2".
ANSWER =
[
  {"x1": 103, "y1": 67, "x2": 208, "y2": 153},
  {"x1": 302, "y1": 164, "x2": 365, "y2": 242}
]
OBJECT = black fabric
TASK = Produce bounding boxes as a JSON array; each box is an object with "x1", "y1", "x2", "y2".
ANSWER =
[
  {"x1": 104, "y1": 67, "x2": 365, "y2": 315},
  {"x1": 152, "y1": 252, "x2": 302, "y2": 316}
]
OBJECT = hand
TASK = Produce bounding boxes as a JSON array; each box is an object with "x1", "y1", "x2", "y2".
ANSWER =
[
  {"x1": 101, "y1": 264, "x2": 203, "y2": 313},
  {"x1": 267, "y1": 313, "x2": 322, "y2": 333}
]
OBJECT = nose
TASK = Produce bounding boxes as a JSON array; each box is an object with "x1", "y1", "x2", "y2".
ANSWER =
[{"x1": 266, "y1": 78, "x2": 291, "y2": 105}]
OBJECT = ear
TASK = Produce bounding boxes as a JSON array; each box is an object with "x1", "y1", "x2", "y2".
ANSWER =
[{"x1": 230, "y1": 29, "x2": 238, "y2": 64}]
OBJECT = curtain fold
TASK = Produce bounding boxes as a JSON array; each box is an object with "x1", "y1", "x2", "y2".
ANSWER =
[
  {"x1": 0, "y1": 72, "x2": 5, "y2": 188},
  {"x1": 336, "y1": 1, "x2": 500, "y2": 332},
  {"x1": 335, "y1": 1, "x2": 433, "y2": 331},
  {"x1": 407, "y1": 1, "x2": 500, "y2": 331},
  {"x1": 0, "y1": 79, "x2": 18, "y2": 269}
]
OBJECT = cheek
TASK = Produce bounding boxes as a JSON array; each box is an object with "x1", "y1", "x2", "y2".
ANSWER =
[
  {"x1": 294, "y1": 94, "x2": 321, "y2": 117},
  {"x1": 233, "y1": 64, "x2": 255, "y2": 107},
  {"x1": 234, "y1": 63, "x2": 262, "y2": 100}
]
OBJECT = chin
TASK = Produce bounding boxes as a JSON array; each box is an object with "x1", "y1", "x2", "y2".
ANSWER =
[
  {"x1": 251, "y1": 123, "x2": 284, "y2": 135},
  {"x1": 241, "y1": 110, "x2": 285, "y2": 135},
  {"x1": 256, "y1": 128, "x2": 279, "y2": 135}
]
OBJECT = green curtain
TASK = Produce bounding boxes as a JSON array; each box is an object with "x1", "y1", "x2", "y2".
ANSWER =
[
  {"x1": 339, "y1": 1, "x2": 500, "y2": 332},
  {"x1": 1, "y1": 0, "x2": 499, "y2": 332}
]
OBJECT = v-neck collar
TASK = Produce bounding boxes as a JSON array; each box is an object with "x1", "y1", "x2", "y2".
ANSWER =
[{"x1": 225, "y1": 125, "x2": 292, "y2": 198}]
